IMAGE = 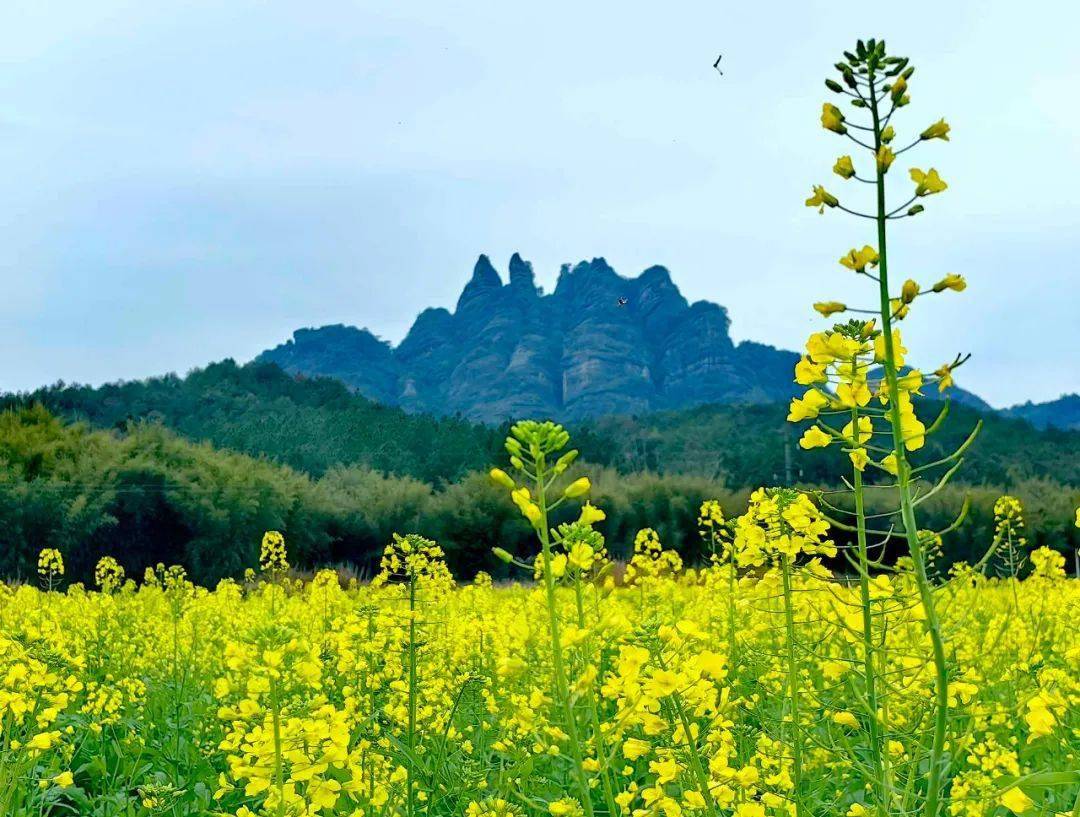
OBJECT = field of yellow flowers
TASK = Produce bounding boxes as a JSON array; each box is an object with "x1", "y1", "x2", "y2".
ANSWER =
[
  {"x1": 4, "y1": 35, "x2": 1079, "y2": 817},
  {"x1": 3, "y1": 519, "x2": 1077, "y2": 817}
]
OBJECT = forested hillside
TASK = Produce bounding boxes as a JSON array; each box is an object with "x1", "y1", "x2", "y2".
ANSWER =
[
  {"x1": 3, "y1": 362, "x2": 1079, "y2": 584},
  {"x1": 8, "y1": 360, "x2": 502, "y2": 483},
  {"x1": 584, "y1": 401, "x2": 1080, "y2": 487},
  {"x1": 3, "y1": 405, "x2": 1077, "y2": 586},
  {"x1": 10, "y1": 360, "x2": 1080, "y2": 487}
]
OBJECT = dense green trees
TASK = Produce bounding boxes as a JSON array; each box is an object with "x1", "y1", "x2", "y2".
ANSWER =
[
  {"x1": 0, "y1": 406, "x2": 332, "y2": 584},
  {"x1": 2, "y1": 361, "x2": 1078, "y2": 585},
  {"x1": 13, "y1": 361, "x2": 1079, "y2": 488},
  {"x1": 8, "y1": 360, "x2": 504, "y2": 482}
]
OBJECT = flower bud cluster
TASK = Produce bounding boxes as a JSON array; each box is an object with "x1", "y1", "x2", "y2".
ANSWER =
[
  {"x1": 732, "y1": 488, "x2": 835, "y2": 567},
  {"x1": 373, "y1": 532, "x2": 453, "y2": 589},
  {"x1": 37, "y1": 548, "x2": 65, "y2": 581},
  {"x1": 259, "y1": 530, "x2": 289, "y2": 574},
  {"x1": 94, "y1": 556, "x2": 126, "y2": 593}
]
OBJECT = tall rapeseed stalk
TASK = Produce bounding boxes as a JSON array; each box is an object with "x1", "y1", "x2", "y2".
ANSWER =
[
  {"x1": 793, "y1": 37, "x2": 981, "y2": 817},
  {"x1": 490, "y1": 420, "x2": 604, "y2": 817}
]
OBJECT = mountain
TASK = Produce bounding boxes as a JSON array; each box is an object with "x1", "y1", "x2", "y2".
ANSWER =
[
  {"x1": 1004, "y1": 394, "x2": 1080, "y2": 431},
  {"x1": 258, "y1": 254, "x2": 801, "y2": 423}
]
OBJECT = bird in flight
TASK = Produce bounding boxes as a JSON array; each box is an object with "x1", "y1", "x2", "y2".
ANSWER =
[
  {"x1": 617, "y1": 297, "x2": 629, "y2": 307},
  {"x1": 713, "y1": 54, "x2": 723, "y2": 75}
]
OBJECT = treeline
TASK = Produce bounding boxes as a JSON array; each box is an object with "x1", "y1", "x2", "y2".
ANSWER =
[
  {"x1": 5, "y1": 361, "x2": 504, "y2": 483},
  {"x1": 584, "y1": 400, "x2": 1080, "y2": 488},
  {"x1": 8, "y1": 360, "x2": 1080, "y2": 489},
  {"x1": 2, "y1": 406, "x2": 1077, "y2": 586}
]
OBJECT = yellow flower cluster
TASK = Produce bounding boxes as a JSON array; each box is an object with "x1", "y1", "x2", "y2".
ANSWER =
[
  {"x1": 993, "y1": 495, "x2": 1027, "y2": 548},
  {"x1": 37, "y1": 548, "x2": 64, "y2": 582},
  {"x1": 624, "y1": 528, "x2": 683, "y2": 584},
  {"x1": 94, "y1": 555, "x2": 126, "y2": 592},
  {"x1": 260, "y1": 530, "x2": 290, "y2": 574},
  {"x1": 787, "y1": 321, "x2": 927, "y2": 473},
  {"x1": 373, "y1": 532, "x2": 454, "y2": 588},
  {"x1": 732, "y1": 488, "x2": 835, "y2": 566},
  {"x1": 0, "y1": 530, "x2": 1074, "y2": 815}
]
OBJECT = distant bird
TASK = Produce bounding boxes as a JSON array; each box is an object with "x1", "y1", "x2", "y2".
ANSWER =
[
  {"x1": 617, "y1": 297, "x2": 629, "y2": 307},
  {"x1": 713, "y1": 54, "x2": 723, "y2": 75}
]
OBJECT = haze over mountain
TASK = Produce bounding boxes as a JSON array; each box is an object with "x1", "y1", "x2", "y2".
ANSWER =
[{"x1": 259, "y1": 254, "x2": 998, "y2": 424}]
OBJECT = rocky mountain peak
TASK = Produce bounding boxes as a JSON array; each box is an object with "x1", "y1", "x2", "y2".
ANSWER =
[
  {"x1": 637, "y1": 265, "x2": 674, "y2": 287},
  {"x1": 456, "y1": 254, "x2": 503, "y2": 311},
  {"x1": 507, "y1": 252, "x2": 538, "y2": 294},
  {"x1": 258, "y1": 253, "x2": 800, "y2": 423}
]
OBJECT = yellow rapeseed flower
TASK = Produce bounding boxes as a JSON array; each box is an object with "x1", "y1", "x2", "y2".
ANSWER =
[
  {"x1": 921, "y1": 118, "x2": 951, "y2": 141},
  {"x1": 910, "y1": 167, "x2": 948, "y2": 196},
  {"x1": 820, "y1": 103, "x2": 847, "y2": 134}
]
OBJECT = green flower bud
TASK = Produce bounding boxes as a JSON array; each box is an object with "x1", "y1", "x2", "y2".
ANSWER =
[
  {"x1": 554, "y1": 449, "x2": 579, "y2": 474},
  {"x1": 492, "y1": 547, "x2": 514, "y2": 564},
  {"x1": 825, "y1": 79, "x2": 844, "y2": 93}
]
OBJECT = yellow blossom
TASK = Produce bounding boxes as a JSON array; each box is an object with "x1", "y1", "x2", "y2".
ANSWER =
[
  {"x1": 833, "y1": 155, "x2": 855, "y2": 178},
  {"x1": 820, "y1": 103, "x2": 847, "y2": 134},
  {"x1": 806, "y1": 185, "x2": 839, "y2": 213},
  {"x1": 787, "y1": 389, "x2": 830, "y2": 422},
  {"x1": 910, "y1": 167, "x2": 947, "y2": 196},
  {"x1": 999, "y1": 787, "x2": 1034, "y2": 815},
  {"x1": 814, "y1": 301, "x2": 847, "y2": 317},
  {"x1": 932, "y1": 273, "x2": 966, "y2": 292},
  {"x1": 900, "y1": 279, "x2": 920, "y2": 304},
  {"x1": 839, "y1": 245, "x2": 879, "y2": 272},
  {"x1": 876, "y1": 145, "x2": 895, "y2": 172},
  {"x1": 848, "y1": 447, "x2": 869, "y2": 471},
  {"x1": 799, "y1": 427, "x2": 832, "y2": 450},
  {"x1": 920, "y1": 118, "x2": 950, "y2": 141}
]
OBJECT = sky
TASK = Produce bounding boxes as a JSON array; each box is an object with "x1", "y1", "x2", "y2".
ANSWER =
[{"x1": 2, "y1": 1, "x2": 1077, "y2": 408}]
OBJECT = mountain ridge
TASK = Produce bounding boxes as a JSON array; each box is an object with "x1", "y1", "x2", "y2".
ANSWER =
[
  {"x1": 260, "y1": 254, "x2": 802, "y2": 423},
  {"x1": 1004, "y1": 394, "x2": 1080, "y2": 431},
  {"x1": 259, "y1": 253, "x2": 1009, "y2": 424}
]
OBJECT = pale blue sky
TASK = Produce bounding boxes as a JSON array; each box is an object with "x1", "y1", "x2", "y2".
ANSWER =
[{"x1": 2, "y1": 1, "x2": 1077, "y2": 408}]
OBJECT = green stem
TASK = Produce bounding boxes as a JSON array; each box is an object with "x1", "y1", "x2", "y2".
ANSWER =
[
  {"x1": 727, "y1": 557, "x2": 739, "y2": 669},
  {"x1": 407, "y1": 578, "x2": 418, "y2": 817},
  {"x1": 868, "y1": 73, "x2": 950, "y2": 817},
  {"x1": 535, "y1": 458, "x2": 596, "y2": 817},
  {"x1": 172, "y1": 609, "x2": 181, "y2": 787},
  {"x1": 573, "y1": 578, "x2": 619, "y2": 817},
  {"x1": 852, "y1": 405, "x2": 886, "y2": 813},
  {"x1": 780, "y1": 555, "x2": 805, "y2": 817},
  {"x1": 270, "y1": 676, "x2": 285, "y2": 817},
  {"x1": 669, "y1": 690, "x2": 720, "y2": 817}
]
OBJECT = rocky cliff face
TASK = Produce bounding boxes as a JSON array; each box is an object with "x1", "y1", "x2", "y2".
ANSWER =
[{"x1": 258, "y1": 254, "x2": 801, "y2": 423}]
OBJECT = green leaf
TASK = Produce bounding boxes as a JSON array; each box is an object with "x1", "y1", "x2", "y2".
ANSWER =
[{"x1": 994, "y1": 770, "x2": 1080, "y2": 790}]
